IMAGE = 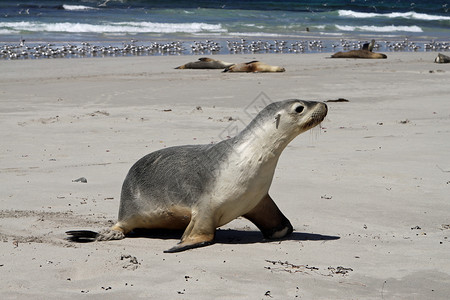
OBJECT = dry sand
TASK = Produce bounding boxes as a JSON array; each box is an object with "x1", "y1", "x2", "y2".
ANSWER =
[{"x1": 0, "y1": 52, "x2": 449, "y2": 299}]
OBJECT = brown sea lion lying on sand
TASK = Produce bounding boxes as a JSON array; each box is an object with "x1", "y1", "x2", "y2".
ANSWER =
[
  {"x1": 331, "y1": 39, "x2": 387, "y2": 59},
  {"x1": 223, "y1": 61, "x2": 285, "y2": 72},
  {"x1": 434, "y1": 53, "x2": 450, "y2": 63},
  {"x1": 331, "y1": 50, "x2": 387, "y2": 59},
  {"x1": 175, "y1": 57, "x2": 234, "y2": 69}
]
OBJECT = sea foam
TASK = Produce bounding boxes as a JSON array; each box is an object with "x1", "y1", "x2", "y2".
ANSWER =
[
  {"x1": 338, "y1": 10, "x2": 450, "y2": 21},
  {"x1": 336, "y1": 24, "x2": 423, "y2": 33},
  {"x1": 62, "y1": 5, "x2": 98, "y2": 11},
  {"x1": 0, "y1": 21, "x2": 225, "y2": 34}
]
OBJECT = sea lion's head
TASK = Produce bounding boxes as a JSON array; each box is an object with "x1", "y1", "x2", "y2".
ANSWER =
[
  {"x1": 244, "y1": 99, "x2": 327, "y2": 145},
  {"x1": 286, "y1": 100, "x2": 327, "y2": 133}
]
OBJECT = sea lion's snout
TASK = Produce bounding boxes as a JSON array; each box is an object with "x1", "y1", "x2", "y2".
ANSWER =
[
  {"x1": 298, "y1": 101, "x2": 327, "y2": 131},
  {"x1": 313, "y1": 102, "x2": 328, "y2": 122}
]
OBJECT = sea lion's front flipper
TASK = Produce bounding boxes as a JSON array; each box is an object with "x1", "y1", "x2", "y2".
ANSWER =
[
  {"x1": 164, "y1": 240, "x2": 214, "y2": 253},
  {"x1": 164, "y1": 215, "x2": 215, "y2": 253},
  {"x1": 243, "y1": 194, "x2": 293, "y2": 239}
]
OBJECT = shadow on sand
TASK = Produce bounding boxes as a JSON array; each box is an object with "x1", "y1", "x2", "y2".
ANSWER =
[{"x1": 128, "y1": 228, "x2": 340, "y2": 245}]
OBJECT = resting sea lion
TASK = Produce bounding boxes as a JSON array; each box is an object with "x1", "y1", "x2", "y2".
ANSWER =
[
  {"x1": 434, "y1": 53, "x2": 450, "y2": 63},
  {"x1": 67, "y1": 99, "x2": 327, "y2": 253},
  {"x1": 331, "y1": 50, "x2": 387, "y2": 59},
  {"x1": 175, "y1": 57, "x2": 234, "y2": 69},
  {"x1": 331, "y1": 39, "x2": 387, "y2": 59},
  {"x1": 223, "y1": 61, "x2": 286, "y2": 72}
]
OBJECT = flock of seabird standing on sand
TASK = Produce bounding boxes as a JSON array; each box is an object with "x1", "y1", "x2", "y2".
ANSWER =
[{"x1": 1, "y1": 38, "x2": 449, "y2": 60}]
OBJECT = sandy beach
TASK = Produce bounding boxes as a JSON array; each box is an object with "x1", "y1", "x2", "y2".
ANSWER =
[{"x1": 1, "y1": 52, "x2": 449, "y2": 299}]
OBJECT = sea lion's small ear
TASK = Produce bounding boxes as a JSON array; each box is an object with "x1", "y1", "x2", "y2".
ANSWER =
[{"x1": 275, "y1": 114, "x2": 281, "y2": 129}]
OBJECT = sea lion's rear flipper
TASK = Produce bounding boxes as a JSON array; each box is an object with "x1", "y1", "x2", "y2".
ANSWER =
[
  {"x1": 243, "y1": 194, "x2": 293, "y2": 239},
  {"x1": 66, "y1": 229, "x2": 125, "y2": 242},
  {"x1": 66, "y1": 230, "x2": 99, "y2": 242}
]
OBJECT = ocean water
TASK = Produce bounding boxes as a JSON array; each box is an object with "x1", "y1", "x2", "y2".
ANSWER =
[{"x1": 1, "y1": 0, "x2": 449, "y2": 58}]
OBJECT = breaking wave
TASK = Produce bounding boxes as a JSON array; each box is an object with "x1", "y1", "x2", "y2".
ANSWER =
[
  {"x1": 0, "y1": 21, "x2": 226, "y2": 34},
  {"x1": 335, "y1": 24, "x2": 423, "y2": 33},
  {"x1": 338, "y1": 10, "x2": 450, "y2": 21},
  {"x1": 62, "y1": 5, "x2": 98, "y2": 11}
]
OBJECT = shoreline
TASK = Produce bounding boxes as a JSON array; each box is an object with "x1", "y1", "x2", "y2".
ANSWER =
[{"x1": 1, "y1": 36, "x2": 449, "y2": 60}]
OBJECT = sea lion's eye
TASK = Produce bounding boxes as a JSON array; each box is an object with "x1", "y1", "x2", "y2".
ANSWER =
[{"x1": 295, "y1": 106, "x2": 304, "y2": 113}]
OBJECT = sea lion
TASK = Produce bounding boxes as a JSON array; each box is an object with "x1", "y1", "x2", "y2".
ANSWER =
[
  {"x1": 331, "y1": 39, "x2": 387, "y2": 59},
  {"x1": 223, "y1": 61, "x2": 286, "y2": 72},
  {"x1": 175, "y1": 57, "x2": 234, "y2": 69},
  {"x1": 361, "y1": 39, "x2": 375, "y2": 52},
  {"x1": 331, "y1": 50, "x2": 387, "y2": 59},
  {"x1": 434, "y1": 53, "x2": 450, "y2": 63},
  {"x1": 67, "y1": 99, "x2": 327, "y2": 253}
]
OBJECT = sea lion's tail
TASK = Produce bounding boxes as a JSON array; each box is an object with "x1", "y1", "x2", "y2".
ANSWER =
[{"x1": 66, "y1": 229, "x2": 125, "y2": 242}]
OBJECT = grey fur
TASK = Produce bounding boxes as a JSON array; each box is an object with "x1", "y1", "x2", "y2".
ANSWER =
[{"x1": 119, "y1": 143, "x2": 231, "y2": 221}]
